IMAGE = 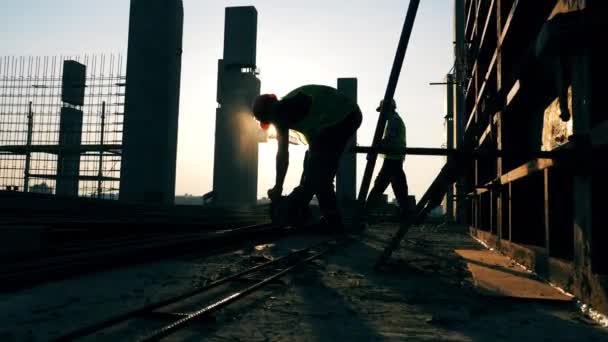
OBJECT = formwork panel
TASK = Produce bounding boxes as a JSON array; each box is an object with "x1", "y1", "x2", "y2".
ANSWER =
[
  {"x1": 510, "y1": 172, "x2": 545, "y2": 247},
  {"x1": 547, "y1": 167, "x2": 573, "y2": 260},
  {"x1": 0, "y1": 55, "x2": 125, "y2": 198}
]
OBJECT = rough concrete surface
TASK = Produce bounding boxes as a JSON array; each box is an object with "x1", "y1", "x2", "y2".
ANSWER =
[{"x1": 1, "y1": 223, "x2": 607, "y2": 341}]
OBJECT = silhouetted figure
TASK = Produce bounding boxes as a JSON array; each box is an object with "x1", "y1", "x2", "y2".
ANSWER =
[
  {"x1": 253, "y1": 85, "x2": 362, "y2": 232},
  {"x1": 366, "y1": 99, "x2": 410, "y2": 219}
]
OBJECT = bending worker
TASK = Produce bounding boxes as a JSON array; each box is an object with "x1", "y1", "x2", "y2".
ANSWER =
[
  {"x1": 366, "y1": 99, "x2": 410, "y2": 220},
  {"x1": 252, "y1": 85, "x2": 362, "y2": 231}
]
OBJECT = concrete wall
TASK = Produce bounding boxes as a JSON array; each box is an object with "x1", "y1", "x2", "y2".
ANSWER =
[{"x1": 120, "y1": 0, "x2": 184, "y2": 205}]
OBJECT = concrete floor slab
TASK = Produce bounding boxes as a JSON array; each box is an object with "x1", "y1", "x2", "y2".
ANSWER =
[
  {"x1": 455, "y1": 249, "x2": 572, "y2": 301},
  {"x1": 1, "y1": 223, "x2": 606, "y2": 341}
]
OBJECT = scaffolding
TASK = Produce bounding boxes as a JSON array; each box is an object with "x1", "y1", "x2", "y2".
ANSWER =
[{"x1": 0, "y1": 55, "x2": 125, "y2": 199}]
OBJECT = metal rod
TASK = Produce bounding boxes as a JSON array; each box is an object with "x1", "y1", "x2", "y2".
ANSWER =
[
  {"x1": 356, "y1": 0, "x2": 421, "y2": 212},
  {"x1": 140, "y1": 244, "x2": 338, "y2": 342},
  {"x1": 0, "y1": 144, "x2": 122, "y2": 154},
  {"x1": 23, "y1": 101, "x2": 33, "y2": 192},
  {"x1": 28, "y1": 173, "x2": 120, "y2": 182},
  {"x1": 97, "y1": 101, "x2": 106, "y2": 198},
  {"x1": 52, "y1": 238, "x2": 335, "y2": 342}
]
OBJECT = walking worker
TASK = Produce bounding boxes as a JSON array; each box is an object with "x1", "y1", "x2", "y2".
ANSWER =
[
  {"x1": 252, "y1": 85, "x2": 362, "y2": 232},
  {"x1": 366, "y1": 98, "x2": 410, "y2": 219}
]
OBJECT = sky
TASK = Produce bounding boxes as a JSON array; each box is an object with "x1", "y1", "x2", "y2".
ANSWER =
[{"x1": 1, "y1": 0, "x2": 455, "y2": 201}]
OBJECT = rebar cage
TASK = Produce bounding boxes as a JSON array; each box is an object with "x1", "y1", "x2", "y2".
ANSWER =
[{"x1": 0, "y1": 55, "x2": 125, "y2": 199}]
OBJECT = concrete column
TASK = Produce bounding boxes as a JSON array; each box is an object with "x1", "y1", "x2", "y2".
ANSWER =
[
  {"x1": 120, "y1": 0, "x2": 184, "y2": 205},
  {"x1": 336, "y1": 78, "x2": 358, "y2": 217},
  {"x1": 212, "y1": 6, "x2": 261, "y2": 208},
  {"x1": 56, "y1": 60, "x2": 85, "y2": 197}
]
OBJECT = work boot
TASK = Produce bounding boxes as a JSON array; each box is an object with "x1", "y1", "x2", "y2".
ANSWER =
[
  {"x1": 270, "y1": 196, "x2": 289, "y2": 226},
  {"x1": 289, "y1": 204, "x2": 314, "y2": 228},
  {"x1": 399, "y1": 205, "x2": 414, "y2": 232}
]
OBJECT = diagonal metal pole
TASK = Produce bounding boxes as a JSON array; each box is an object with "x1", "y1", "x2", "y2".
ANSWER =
[{"x1": 356, "y1": 0, "x2": 421, "y2": 213}]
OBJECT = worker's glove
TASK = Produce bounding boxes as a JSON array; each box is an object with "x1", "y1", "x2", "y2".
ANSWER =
[{"x1": 267, "y1": 187, "x2": 282, "y2": 201}]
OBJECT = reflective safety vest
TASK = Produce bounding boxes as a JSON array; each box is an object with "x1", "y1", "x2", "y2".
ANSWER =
[
  {"x1": 282, "y1": 85, "x2": 358, "y2": 144},
  {"x1": 381, "y1": 113, "x2": 406, "y2": 160}
]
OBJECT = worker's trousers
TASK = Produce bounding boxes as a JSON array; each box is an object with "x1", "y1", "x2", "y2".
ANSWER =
[
  {"x1": 288, "y1": 109, "x2": 362, "y2": 223},
  {"x1": 366, "y1": 158, "x2": 410, "y2": 214}
]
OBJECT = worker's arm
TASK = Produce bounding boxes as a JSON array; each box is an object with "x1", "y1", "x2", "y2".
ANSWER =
[
  {"x1": 380, "y1": 117, "x2": 397, "y2": 146},
  {"x1": 269, "y1": 125, "x2": 289, "y2": 200}
]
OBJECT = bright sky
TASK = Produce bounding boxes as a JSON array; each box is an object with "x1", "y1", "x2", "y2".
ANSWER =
[{"x1": 2, "y1": 0, "x2": 454, "y2": 201}]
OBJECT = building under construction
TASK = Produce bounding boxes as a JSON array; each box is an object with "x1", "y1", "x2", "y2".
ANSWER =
[
  {"x1": 1, "y1": 1, "x2": 608, "y2": 340},
  {"x1": 450, "y1": 0, "x2": 607, "y2": 314}
]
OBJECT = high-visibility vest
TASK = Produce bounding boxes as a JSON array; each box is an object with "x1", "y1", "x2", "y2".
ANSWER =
[
  {"x1": 282, "y1": 85, "x2": 358, "y2": 144},
  {"x1": 381, "y1": 113, "x2": 406, "y2": 160}
]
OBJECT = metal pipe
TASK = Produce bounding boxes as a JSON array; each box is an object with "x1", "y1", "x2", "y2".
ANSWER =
[
  {"x1": 24, "y1": 101, "x2": 33, "y2": 192},
  {"x1": 356, "y1": 0, "x2": 421, "y2": 210},
  {"x1": 97, "y1": 101, "x2": 106, "y2": 198}
]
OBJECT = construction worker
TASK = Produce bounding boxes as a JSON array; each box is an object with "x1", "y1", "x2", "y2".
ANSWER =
[
  {"x1": 253, "y1": 85, "x2": 362, "y2": 232},
  {"x1": 366, "y1": 99, "x2": 410, "y2": 219}
]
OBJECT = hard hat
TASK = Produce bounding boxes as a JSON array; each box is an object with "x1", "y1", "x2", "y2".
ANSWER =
[
  {"x1": 253, "y1": 94, "x2": 278, "y2": 125},
  {"x1": 376, "y1": 98, "x2": 397, "y2": 112}
]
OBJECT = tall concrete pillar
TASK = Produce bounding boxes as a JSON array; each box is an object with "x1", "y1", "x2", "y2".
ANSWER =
[
  {"x1": 336, "y1": 78, "x2": 358, "y2": 216},
  {"x1": 56, "y1": 60, "x2": 85, "y2": 197},
  {"x1": 212, "y1": 6, "x2": 261, "y2": 208},
  {"x1": 120, "y1": 0, "x2": 184, "y2": 205}
]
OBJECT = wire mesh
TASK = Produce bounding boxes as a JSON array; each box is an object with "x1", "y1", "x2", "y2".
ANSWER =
[{"x1": 0, "y1": 55, "x2": 125, "y2": 199}]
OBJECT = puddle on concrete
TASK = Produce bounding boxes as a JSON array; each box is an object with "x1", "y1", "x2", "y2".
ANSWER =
[{"x1": 254, "y1": 243, "x2": 275, "y2": 251}]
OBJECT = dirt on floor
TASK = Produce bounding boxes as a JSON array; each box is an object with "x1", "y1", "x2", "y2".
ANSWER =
[{"x1": 1, "y1": 222, "x2": 607, "y2": 341}]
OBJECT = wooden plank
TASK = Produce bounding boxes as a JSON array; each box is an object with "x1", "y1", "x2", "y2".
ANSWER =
[
  {"x1": 476, "y1": 0, "x2": 496, "y2": 60},
  {"x1": 478, "y1": 122, "x2": 493, "y2": 146},
  {"x1": 544, "y1": 169, "x2": 551, "y2": 255},
  {"x1": 475, "y1": 187, "x2": 490, "y2": 195},
  {"x1": 505, "y1": 79, "x2": 520, "y2": 106},
  {"x1": 465, "y1": 104, "x2": 477, "y2": 133},
  {"x1": 468, "y1": 50, "x2": 499, "y2": 137},
  {"x1": 495, "y1": 0, "x2": 504, "y2": 242},
  {"x1": 499, "y1": 0, "x2": 520, "y2": 47},
  {"x1": 465, "y1": 0, "x2": 475, "y2": 38},
  {"x1": 465, "y1": 68, "x2": 474, "y2": 96},
  {"x1": 500, "y1": 159, "x2": 555, "y2": 185},
  {"x1": 508, "y1": 183, "x2": 512, "y2": 241},
  {"x1": 470, "y1": 2, "x2": 480, "y2": 44}
]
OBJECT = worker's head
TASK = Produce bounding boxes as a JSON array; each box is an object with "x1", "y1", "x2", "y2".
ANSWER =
[
  {"x1": 253, "y1": 94, "x2": 279, "y2": 129},
  {"x1": 376, "y1": 98, "x2": 397, "y2": 113}
]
